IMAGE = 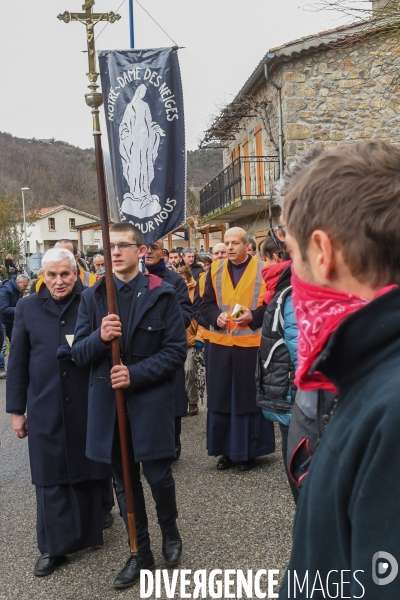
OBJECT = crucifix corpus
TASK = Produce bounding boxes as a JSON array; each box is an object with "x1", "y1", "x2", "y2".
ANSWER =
[{"x1": 58, "y1": 1, "x2": 139, "y2": 556}]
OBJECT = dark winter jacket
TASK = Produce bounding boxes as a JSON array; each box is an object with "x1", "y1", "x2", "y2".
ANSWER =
[
  {"x1": 279, "y1": 286, "x2": 400, "y2": 600},
  {"x1": 147, "y1": 260, "x2": 192, "y2": 327},
  {"x1": 0, "y1": 278, "x2": 22, "y2": 324},
  {"x1": 147, "y1": 259, "x2": 192, "y2": 417},
  {"x1": 256, "y1": 266, "x2": 297, "y2": 425},
  {"x1": 189, "y1": 262, "x2": 204, "y2": 281},
  {"x1": 6, "y1": 279, "x2": 111, "y2": 486},
  {"x1": 72, "y1": 273, "x2": 187, "y2": 464}
]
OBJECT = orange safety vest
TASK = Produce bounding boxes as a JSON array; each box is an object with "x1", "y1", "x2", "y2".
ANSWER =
[
  {"x1": 35, "y1": 268, "x2": 98, "y2": 292},
  {"x1": 198, "y1": 271, "x2": 206, "y2": 297},
  {"x1": 208, "y1": 257, "x2": 266, "y2": 348}
]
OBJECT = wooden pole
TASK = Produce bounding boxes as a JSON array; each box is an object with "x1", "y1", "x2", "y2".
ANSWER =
[
  {"x1": 57, "y1": 1, "x2": 138, "y2": 556},
  {"x1": 205, "y1": 226, "x2": 210, "y2": 252},
  {"x1": 94, "y1": 133, "x2": 138, "y2": 556}
]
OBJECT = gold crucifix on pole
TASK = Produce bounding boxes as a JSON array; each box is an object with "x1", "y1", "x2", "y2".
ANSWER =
[
  {"x1": 57, "y1": 1, "x2": 139, "y2": 557},
  {"x1": 58, "y1": 0, "x2": 120, "y2": 95}
]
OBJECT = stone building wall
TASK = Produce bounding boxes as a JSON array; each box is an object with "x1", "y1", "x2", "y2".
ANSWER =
[
  {"x1": 219, "y1": 28, "x2": 400, "y2": 235},
  {"x1": 225, "y1": 31, "x2": 400, "y2": 165},
  {"x1": 281, "y1": 34, "x2": 400, "y2": 160}
]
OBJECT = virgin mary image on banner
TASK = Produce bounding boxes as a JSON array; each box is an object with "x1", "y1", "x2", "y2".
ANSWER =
[
  {"x1": 119, "y1": 84, "x2": 165, "y2": 219},
  {"x1": 99, "y1": 47, "x2": 185, "y2": 245}
]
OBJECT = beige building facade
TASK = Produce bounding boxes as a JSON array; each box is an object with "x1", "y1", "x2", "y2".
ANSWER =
[{"x1": 25, "y1": 205, "x2": 103, "y2": 255}]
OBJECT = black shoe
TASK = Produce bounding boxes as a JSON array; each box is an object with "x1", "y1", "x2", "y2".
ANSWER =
[
  {"x1": 103, "y1": 512, "x2": 114, "y2": 529},
  {"x1": 173, "y1": 444, "x2": 181, "y2": 461},
  {"x1": 162, "y1": 524, "x2": 182, "y2": 567},
  {"x1": 113, "y1": 552, "x2": 155, "y2": 589},
  {"x1": 34, "y1": 553, "x2": 66, "y2": 577},
  {"x1": 217, "y1": 455, "x2": 233, "y2": 470},
  {"x1": 239, "y1": 458, "x2": 255, "y2": 471}
]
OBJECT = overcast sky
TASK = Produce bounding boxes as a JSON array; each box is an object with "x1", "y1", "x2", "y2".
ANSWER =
[{"x1": 0, "y1": 1, "x2": 362, "y2": 151}]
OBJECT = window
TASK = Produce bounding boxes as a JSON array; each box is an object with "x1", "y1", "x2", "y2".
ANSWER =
[
  {"x1": 48, "y1": 217, "x2": 55, "y2": 231},
  {"x1": 69, "y1": 218, "x2": 76, "y2": 230}
]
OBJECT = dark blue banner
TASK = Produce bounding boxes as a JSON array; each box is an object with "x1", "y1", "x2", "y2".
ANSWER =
[{"x1": 98, "y1": 47, "x2": 185, "y2": 244}]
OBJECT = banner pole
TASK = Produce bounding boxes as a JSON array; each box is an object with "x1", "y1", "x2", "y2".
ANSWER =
[
  {"x1": 129, "y1": 0, "x2": 135, "y2": 48},
  {"x1": 58, "y1": 1, "x2": 138, "y2": 556}
]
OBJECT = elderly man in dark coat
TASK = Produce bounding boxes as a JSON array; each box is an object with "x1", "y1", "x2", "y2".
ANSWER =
[
  {"x1": 72, "y1": 223, "x2": 187, "y2": 589},
  {"x1": 145, "y1": 239, "x2": 192, "y2": 458},
  {"x1": 6, "y1": 248, "x2": 112, "y2": 577}
]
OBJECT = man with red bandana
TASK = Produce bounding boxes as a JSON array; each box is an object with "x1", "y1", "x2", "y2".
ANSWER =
[{"x1": 278, "y1": 140, "x2": 400, "y2": 599}]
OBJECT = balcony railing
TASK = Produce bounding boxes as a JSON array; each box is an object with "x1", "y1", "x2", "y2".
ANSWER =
[{"x1": 200, "y1": 156, "x2": 279, "y2": 219}]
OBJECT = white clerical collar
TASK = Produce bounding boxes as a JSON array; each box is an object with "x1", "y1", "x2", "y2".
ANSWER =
[{"x1": 231, "y1": 255, "x2": 250, "y2": 266}]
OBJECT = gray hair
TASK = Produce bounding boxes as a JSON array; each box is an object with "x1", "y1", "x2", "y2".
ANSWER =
[
  {"x1": 92, "y1": 254, "x2": 104, "y2": 263},
  {"x1": 42, "y1": 248, "x2": 77, "y2": 271},
  {"x1": 16, "y1": 274, "x2": 30, "y2": 283},
  {"x1": 181, "y1": 247, "x2": 194, "y2": 255}
]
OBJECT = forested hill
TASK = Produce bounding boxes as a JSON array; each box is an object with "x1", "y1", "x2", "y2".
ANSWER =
[{"x1": 0, "y1": 131, "x2": 223, "y2": 214}]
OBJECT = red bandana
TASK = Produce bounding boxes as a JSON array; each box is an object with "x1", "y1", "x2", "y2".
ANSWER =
[
  {"x1": 292, "y1": 269, "x2": 398, "y2": 392},
  {"x1": 261, "y1": 260, "x2": 292, "y2": 304},
  {"x1": 291, "y1": 269, "x2": 370, "y2": 392}
]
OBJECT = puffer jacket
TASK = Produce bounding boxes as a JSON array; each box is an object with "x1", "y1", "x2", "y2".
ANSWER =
[{"x1": 255, "y1": 264, "x2": 298, "y2": 426}]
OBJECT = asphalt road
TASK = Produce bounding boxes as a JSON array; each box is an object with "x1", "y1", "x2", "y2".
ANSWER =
[{"x1": 0, "y1": 380, "x2": 294, "y2": 600}]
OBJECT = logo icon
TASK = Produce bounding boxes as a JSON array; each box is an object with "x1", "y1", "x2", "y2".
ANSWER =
[{"x1": 372, "y1": 551, "x2": 398, "y2": 585}]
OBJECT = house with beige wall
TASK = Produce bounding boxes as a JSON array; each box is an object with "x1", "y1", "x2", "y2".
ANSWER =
[
  {"x1": 199, "y1": 0, "x2": 400, "y2": 245},
  {"x1": 25, "y1": 205, "x2": 103, "y2": 255}
]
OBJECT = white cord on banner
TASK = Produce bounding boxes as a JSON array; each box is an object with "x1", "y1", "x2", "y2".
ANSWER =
[
  {"x1": 135, "y1": 0, "x2": 179, "y2": 46},
  {"x1": 94, "y1": 0, "x2": 179, "y2": 47}
]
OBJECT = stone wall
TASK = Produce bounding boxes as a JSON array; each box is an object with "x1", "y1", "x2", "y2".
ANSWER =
[{"x1": 282, "y1": 35, "x2": 400, "y2": 160}]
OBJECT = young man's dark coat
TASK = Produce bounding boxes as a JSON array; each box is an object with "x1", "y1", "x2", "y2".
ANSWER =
[
  {"x1": 72, "y1": 273, "x2": 187, "y2": 464},
  {"x1": 279, "y1": 287, "x2": 400, "y2": 599},
  {"x1": 147, "y1": 259, "x2": 192, "y2": 417},
  {"x1": 6, "y1": 279, "x2": 110, "y2": 486}
]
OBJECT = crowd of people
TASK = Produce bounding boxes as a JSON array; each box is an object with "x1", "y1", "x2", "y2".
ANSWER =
[{"x1": 3, "y1": 139, "x2": 400, "y2": 597}]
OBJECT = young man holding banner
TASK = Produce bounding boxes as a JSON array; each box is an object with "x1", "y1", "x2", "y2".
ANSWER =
[{"x1": 72, "y1": 223, "x2": 187, "y2": 589}]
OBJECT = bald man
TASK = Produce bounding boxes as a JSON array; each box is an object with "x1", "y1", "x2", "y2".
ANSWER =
[
  {"x1": 211, "y1": 243, "x2": 228, "y2": 261},
  {"x1": 201, "y1": 228, "x2": 275, "y2": 471}
]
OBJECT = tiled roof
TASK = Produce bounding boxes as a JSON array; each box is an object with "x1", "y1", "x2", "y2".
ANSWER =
[{"x1": 37, "y1": 204, "x2": 99, "y2": 220}]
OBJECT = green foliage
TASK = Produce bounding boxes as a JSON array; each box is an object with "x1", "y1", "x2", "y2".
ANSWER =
[{"x1": 0, "y1": 189, "x2": 38, "y2": 258}]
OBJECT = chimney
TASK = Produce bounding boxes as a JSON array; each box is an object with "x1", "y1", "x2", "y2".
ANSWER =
[{"x1": 370, "y1": 0, "x2": 390, "y2": 12}]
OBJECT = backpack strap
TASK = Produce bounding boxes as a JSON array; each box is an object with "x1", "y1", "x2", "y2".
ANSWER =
[
  {"x1": 263, "y1": 338, "x2": 285, "y2": 370},
  {"x1": 272, "y1": 286, "x2": 292, "y2": 333}
]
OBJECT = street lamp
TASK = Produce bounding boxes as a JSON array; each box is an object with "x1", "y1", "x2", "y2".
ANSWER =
[{"x1": 21, "y1": 187, "x2": 29, "y2": 263}]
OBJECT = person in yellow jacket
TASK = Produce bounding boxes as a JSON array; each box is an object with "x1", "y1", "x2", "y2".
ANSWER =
[
  {"x1": 201, "y1": 227, "x2": 275, "y2": 471},
  {"x1": 34, "y1": 240, "x2": 98, "y2": 292},
  {"x1": 177, "y1": 266, "x2": 204, "y2": 416}
]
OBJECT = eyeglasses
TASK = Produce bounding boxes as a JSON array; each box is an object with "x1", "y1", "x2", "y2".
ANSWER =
[{"x1": 110, "y1": 243, "x2": 140, "y2": 251}]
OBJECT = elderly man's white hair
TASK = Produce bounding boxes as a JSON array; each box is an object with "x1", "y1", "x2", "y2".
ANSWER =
[{"x1": 42, "y1": 248, "x2": 77, "y2": 271}]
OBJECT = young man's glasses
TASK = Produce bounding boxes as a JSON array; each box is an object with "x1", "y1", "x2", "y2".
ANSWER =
[{"x1": 110, "y1": 243, "x2": 140, "y2": 251}]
